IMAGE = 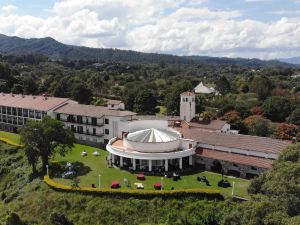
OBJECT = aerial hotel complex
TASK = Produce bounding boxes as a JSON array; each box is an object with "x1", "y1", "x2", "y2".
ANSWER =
[{"x1": 0, "y1": 86, "x2": 291, "y2": 178}]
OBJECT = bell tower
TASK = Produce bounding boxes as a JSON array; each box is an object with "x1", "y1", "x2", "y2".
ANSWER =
[{"x1": 180, "y1": 92, "x2": 196, "y2": 122}]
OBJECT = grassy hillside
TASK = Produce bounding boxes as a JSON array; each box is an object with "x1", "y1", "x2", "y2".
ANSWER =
[{"x1": 0, "y1": 137, "x2": 237, "y2": 225}]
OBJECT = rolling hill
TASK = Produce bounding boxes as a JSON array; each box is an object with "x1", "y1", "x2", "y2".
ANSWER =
[{"x1": 0, "y1": 34, "x2": 294, "y2": 67}]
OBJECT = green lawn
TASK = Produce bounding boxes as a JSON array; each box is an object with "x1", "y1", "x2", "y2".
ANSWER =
[
  {"x1": 53, "y1": 144, "x2": 250, "y2": 198},
  {"x1": 0, "y1": 130, "x2": 21, "y2": 144}
]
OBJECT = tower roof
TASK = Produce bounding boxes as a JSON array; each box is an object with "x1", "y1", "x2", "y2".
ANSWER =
[{"x1": 180, "y1": 91, "x2": 195, "y2": 96}]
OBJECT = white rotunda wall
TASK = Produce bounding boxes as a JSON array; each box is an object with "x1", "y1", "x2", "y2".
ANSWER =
[{"x1": 123, "y1": 138, "x2": 181, "y2": 153}]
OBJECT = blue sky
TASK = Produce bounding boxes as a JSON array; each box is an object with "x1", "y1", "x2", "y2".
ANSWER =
[{"x1": 0, "y1": 0, "x2": 300, "y2": 59}]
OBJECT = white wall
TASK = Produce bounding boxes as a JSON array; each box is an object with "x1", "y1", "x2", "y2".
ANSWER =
[{"x1": 123, "y1": 138, "x2": 181, "y2": 152}]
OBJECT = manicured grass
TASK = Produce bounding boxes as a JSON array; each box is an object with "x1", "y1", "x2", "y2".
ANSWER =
[
  {"x1": 0, "y1": 130, "x2": 21, "y2": 144},
  {"x1": 53, "y1": 144, "x2": 250, "y2": 198}
]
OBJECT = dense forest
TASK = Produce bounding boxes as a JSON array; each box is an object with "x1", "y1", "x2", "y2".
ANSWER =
[{"x1": 0, "y1": 52, "x2": 300, "y2": 140}]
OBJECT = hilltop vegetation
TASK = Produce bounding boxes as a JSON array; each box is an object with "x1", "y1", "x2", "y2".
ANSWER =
[{"x1": 1, "y1": 138, "x2": 299, "y2": 225}]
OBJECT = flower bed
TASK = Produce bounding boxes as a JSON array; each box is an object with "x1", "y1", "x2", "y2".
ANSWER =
[{"x1": 44, "y1": 176, "x2": 224, "y2": 199}]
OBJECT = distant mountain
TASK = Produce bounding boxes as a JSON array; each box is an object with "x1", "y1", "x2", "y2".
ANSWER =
[
  {"x1": 0, "y1": 34, "x2": 294, "y2": 67},
  {"x1": 279, "y1": 56, "x2": 300, "y2": 65}
]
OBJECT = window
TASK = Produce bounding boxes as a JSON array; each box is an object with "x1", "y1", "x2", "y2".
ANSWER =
[
  {"x1": 35, "y1": 111, "x2": 41, "y2": 119},
  {"x1": 17, "y1": 108, "x2": 22, "y2": 116},
  {"x1": 92, "y1": 117, "x2": 97, "y2": 126},
  {"x1": 105, "y1": 118, "x2": 109, "y2": 124},
  {"x1": 2, "y1": 106, "x2": 6, "y2": 114},
  {"x1": 7, "y1": 107, "x2": 11, "y2": 115},
  {"x1": 105, "y1": 129, "x2": 109, "y2": 135},
  {"x1": 189, "y1": 143, "x2": 193, "y2": 149},
  {"x1": 233, "y1": 163, "x2": 238, "y2": 167},
  {"x1": 93, "y1": 128, "x2": 96, "y2": 136},
  {"x1": 23, "y1": 109, "x2": 28, "y2": 117},
  {"x1": 12, "y1": 108, "x2": 17, "y2": 116},
  {"x1": 29, "y1": 110, "x2": 35, "y2": 118},
  {"x1": 56, "y1": 114, "x2": 61, "y2": 120},
  {"x1": 77, "y1": 116, "x2": 83, "y2": 124}
]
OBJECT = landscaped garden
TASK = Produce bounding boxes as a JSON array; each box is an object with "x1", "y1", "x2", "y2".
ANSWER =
[
  {"x1": 0, "y1": 130, "x2": 250, "y2": 198},
  {"x1": 53, "y1": 144, "x2": 250, "y2": 198}
]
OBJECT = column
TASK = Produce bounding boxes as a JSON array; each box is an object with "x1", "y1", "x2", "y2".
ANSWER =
[
  {"x1": 148, "y1": 160, "x2": 152, "y2": 172},
  {"x1": 179, "y1": 158, "x2": 183, "y2": 169},
  {"x1": 120, "y1": 156, "x2": 123, "y2": 167},
  {"x1": 165, "y1": 159, "x2": 168, "y2": 172},
  {"x1": 133, "y1": 159, "x2": 136, "y2": 170},
  {"x1": 112, "y1": 154, "x2": 115, "y2": 164},
  {"x1": 189, "y1": 155, "x2": 193, "y2": 166}
]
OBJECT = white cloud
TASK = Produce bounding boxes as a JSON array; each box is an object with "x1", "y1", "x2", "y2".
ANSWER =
[
  {"x1": 0, "y1": 0, "x2": 299, "y2": 59},
  {"x1": 1, "y1": 5, "x2": 18, "y2": 13}
]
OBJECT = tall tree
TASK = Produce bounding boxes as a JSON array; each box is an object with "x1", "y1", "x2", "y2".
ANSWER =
[
  {"x1": 249, "y1": 76, "x2": 273, "y2": 100},
  {"x1": 262, "y1": 96, "x2": 292, "y2": 122},
  {"x1": 215, "y1": 76, "x2": 231, "y2": 94},
  {"x1": 71, "y1": 83, "x2": 92, "y2": 104},
  {"x1": 134, "y1": 88, "x2": 158, "y2": 115},
  {"x1": 19, "y1": 117, "x2": 75, "y2": 171}
]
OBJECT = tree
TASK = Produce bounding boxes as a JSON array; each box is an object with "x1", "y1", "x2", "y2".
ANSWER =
[
  {"x1": 134, "y1": 88, "x2": 158, "y2": 115},
  {"x1": 275, "y1": 123, "x2": 299, "y2": 141},
  {"x1": 19, "y1": 117, "x2": 75, "y2": 171},
  {"x1": 288, "y1": 108, "x2": 300, "y2": 126},
  {"x1": 262, "y1": 96, "x2": 292, "y2": 122},
  {"x1": 243, "y1": 115, "x2": 271, "y2": 136},
  {"x1": 23, "y1": 145, "x2": 39, "y2": 174},
  {"x1": 222, "y1": 111, "x2": 242, "y2": 130},
  {"x1": 250, "y1": 106, "x2": 265, "y2": 116},
  {"x1": 71, "y1": 83, "x2": 92, "y2": 104},
  {"x1": 200, "y1": 110, "x2": 217, "y2": 122},
  {"x1": 215, "y1": 76, "x2": 231, "y2": 94},
  {"x1": 164, "y1": 80, "x2": 193, "y2": 115},
  {"x1": 249, "y1": 76, "x2": 272, "y2": 100}
]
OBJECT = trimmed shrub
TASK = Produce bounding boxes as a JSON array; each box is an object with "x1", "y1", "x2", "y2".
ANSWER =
[{"x1": 44, "y1": 176, "x2": 224, "y2": 200}]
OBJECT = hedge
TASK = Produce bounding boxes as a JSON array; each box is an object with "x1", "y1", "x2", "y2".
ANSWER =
[
  {"x1": 44, "y1": 176, "x2": 224, "y2": 200},
  {"x1": 0, "y1": 137, "x2": 23, "y2": 147}
]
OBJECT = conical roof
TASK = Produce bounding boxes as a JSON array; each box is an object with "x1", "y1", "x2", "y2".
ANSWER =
[{"x1": 126, "y1": 128, "x2": 179, "y2": 143}]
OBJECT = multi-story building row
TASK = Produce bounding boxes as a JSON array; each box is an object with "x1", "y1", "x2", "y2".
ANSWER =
[{"x1": 0, "y1": 92, "x2": 292, "y2": 178}]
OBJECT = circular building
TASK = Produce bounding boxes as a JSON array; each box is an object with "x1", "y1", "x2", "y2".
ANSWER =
[{"x1": 106, "y1": 120, "x2": 196, "y2": 172}]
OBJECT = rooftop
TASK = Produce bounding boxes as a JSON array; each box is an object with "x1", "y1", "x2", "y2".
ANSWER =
[
  {"x1": 107, "y1": 99, "x2": 123, "y2": 105},
  {"x1": 197, "y1": 148, "x2": 273, "y2": 169},
  {"x1": 186, "y1": 119, "x2": 228, "y2": 131},
  {"x1": 0, "y1": 93, "x2": 70, "y2": 111},
  {"x1": 126, "y1": 128, "x2": 180, "y2": 143},
  {"x1": 180, "y1": 91, "x2": 195, "y2": 96},
  {"x1": 54, "y1": 103, "x2": 136, "y2": 118},
  {"x1": 178, "y1": 127, "x2": 291, "y2": 154}
]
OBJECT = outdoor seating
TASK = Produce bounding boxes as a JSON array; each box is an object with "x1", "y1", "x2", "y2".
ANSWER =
[
  {"x1": 81, "y1": 151, "x2": 87, "y2": 156},
  {"x1": 154, "y1": 182, "x2": 162, "y2": 190},
  {"x1": 134, "y1": 182, "x2": 144, "y2": 189},
  {"x1": 111, "y1": 181, "x2": 120, "y2": 188},
  {"x1": 137, "y1": 173, "x2": 145, "y2": 180},
  {"x1": 173, "y1": 172, "x2": 180, "y2": 181},
  {"x1": 92, "y1": 151, "x2": 100, "y2": 156}
]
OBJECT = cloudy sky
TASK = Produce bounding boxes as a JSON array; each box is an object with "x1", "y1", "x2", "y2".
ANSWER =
[{"x1": 0, "y1": 0, "x2": 300, "y2": 59}]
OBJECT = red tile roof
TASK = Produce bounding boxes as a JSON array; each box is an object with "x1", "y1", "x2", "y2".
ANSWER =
[
  {"x1": 0, "y1": 93, "x2": 70, "y2": 111},
  {"x1": 187, "y1": 120, "x2": 228, "y2": 131},
  {"x1": 178, "y1": 128, "x2": 291, "y2": 155},
  {"x1": 197, "y1": 148, "x2": 273, "y2": 169},
  {"x1": 54, "y1": 103, "x2": 136, "y2": 117},
  {"x1": 180, "y1": 91, "x2": 195, "y2": 96}
]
